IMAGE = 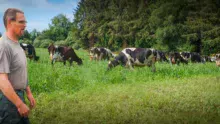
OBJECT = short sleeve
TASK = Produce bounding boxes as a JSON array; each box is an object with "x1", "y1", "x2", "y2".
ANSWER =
[{"x1": 0, "y1": 47, "x2": 10, "y2": 73}]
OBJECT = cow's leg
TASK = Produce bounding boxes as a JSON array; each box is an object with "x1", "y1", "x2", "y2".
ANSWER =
[
  {"x1": 145, "y1": 55, "x2": 156, "y2": 72},
  {"x1": 107, "y1": 53, "x2": 110, "y2": 60},
  {"x1": 216, "y1": 60, "x2": 220, "y2": 66},
  {"x1": 99, "y1": 53, "x2": 104, "y2": 60},
  {"x1": 176, "y1": 59, "x2": 179, "y2": 65},
  {"x1": 51, "y1": 58, "x2": 56, "y2": 66},
  {"x1": 63, "y1": 60, "x2": 66, "y2": 65},
  {"x1": 94, "y1": 54, "x2": 98, "y2": 61},
  {"x1": 69, "y1": 57, "x2": 74, "y2": 66},
  {"x1": 69, "y1": 60, "x2": 73, "y2": 66},
  {"x1": 151, "y1": 56, "x2": 156, "y2": 72},
  {"x1": 126, "y1": 60, "x2": 134, "y2": 70}
]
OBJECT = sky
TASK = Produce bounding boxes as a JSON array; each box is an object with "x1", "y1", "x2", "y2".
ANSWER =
[{"x1": 0, "y1": 0, "x2": 80, "y2": 34}]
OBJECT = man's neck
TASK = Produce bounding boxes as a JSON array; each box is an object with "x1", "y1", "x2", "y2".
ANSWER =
[{"x1": 6, "y1": 31, "x2": 19, "y2": 43}]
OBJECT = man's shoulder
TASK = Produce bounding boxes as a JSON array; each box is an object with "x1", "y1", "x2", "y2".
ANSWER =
[
  {"x1": 0, "y1": 38, "x2": 7, "y2": 47},
  {"x1": 0, "y1": 36, "x2": 10, "y2": 50}
]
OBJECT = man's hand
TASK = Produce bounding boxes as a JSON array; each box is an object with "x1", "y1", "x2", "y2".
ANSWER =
[
  {"x1": 27, "y1": 93, "x2": 36, "y2": 109},
  {"x1": 17, "y1": 103, "x2": 30, "y2": 117},
  {"x1": 26, "y1": 86, "x2": 36, "y2": 109}
]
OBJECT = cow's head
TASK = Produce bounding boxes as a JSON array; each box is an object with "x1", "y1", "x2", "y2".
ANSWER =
[
  {"x1": 20, "y1": 43, "x2": 39, "y2": 61},
  {"x1": 169, "y1": 52, "x2": 177, "y2": 64},
  {"x1": 89, "y1": 47, "x2": 101, "y2": 60},
  {"x1": 89, "y1": 47, "x2": 95, "y2": 55},
  {"x1": 76, "y1": 58, "x2": 83, "y2": 65},
  {"x1": 48, "y1": 44, "x2": 56, "y2": 60},
  {"x1": 156, "y1": 50, "x2": 168, "y2": 62},
  {"x1": 107, "y1": 59, "x2": 119, "y2": 70},
  {"x1": 89, "y1": 47, "x2": 96, "y2": 60},
  {"x1": 216, "y1": 54, "x2": 220, "y2": 60},
  {"x1": 180, "y1": 52, "x2": 191, "y2": 60}
]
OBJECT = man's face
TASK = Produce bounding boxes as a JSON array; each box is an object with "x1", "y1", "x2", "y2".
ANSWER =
[{"x1": 11, "y1": 13, "x2": 26, "y2": 37}]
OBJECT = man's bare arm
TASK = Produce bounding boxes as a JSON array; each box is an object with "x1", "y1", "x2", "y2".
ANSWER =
[
  {"x1": 0, "y1": 73, "x2": 29, "y2": 116},
  {"x1": 26, "y1": 86, "x2": 36, "y2": 109}
]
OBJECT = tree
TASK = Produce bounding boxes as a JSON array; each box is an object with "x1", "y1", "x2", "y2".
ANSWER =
[
  {"x1": 39, "y1": 14, "x2": 73, "y2": 42},
  {"x1": 19, "y1": 30, "x2": 30, "y2": 41},
  {"x1": 30, "y1": 29, "x2": 40, "y2": 43},
  {"x1": 72, "y1": 0, "x2": 220, "y2": 53},
  {"x1": 49, "y1": 14, "x2": 72, "y2": 41}
]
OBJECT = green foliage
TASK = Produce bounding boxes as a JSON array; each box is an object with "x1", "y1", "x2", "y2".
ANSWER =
[
  {"x1": 73, "y1": 0, "x2": 220, "y2": 54},
  {"x1": 54, "y1": 40, "x2": 68, "y2": 46},
  {"x1": 19, "y1": 39, "x2": 32, "y2": 44},
  {"x1": 33, "y1": 38, "x2": 52, "y2": 48},
  {"x1": 30, "y1": 29, "x2": 41, "y2": 42},
  {"x1": 31, "y1": 14, "x2": 75, "y2": 48},
  {"x1": 155, "y1": 25, "x2": 183, "y2": 51},
  {"x1": 202, "y1": 38, "x2": 220, "y2": 55},
  {"x1": 39, "y1": 40, "x2": 51, "y2": 48},
  {"x1": 19, "y1": 30, "x2": 31, "y2": 41}
]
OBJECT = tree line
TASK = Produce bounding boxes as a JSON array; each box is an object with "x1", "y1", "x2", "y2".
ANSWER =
[{"x1": 17, "y1": 0, "x2": 220, "y2": 55}]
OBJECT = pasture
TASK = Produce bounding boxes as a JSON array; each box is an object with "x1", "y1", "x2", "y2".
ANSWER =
[{"x1": 28, "y1": 48, "x2": 220, "y2": 124}]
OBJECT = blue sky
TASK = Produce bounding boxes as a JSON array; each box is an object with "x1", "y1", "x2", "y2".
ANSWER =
[{"x1": 0, "y1": 0, "x2": 80, "y2": 34}]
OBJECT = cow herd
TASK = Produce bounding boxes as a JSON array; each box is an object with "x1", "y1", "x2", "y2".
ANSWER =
[
  {"x1": 89, "y1": 47, "x2": 220, "y2": 71},
  {"x1": 20, "y1": 43, "x2": 220, "y2": 71}
]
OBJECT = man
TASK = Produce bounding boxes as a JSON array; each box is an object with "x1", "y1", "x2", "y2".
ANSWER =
[{"x1": 0, "y1": 8, "x2": 36, "y2": 124}]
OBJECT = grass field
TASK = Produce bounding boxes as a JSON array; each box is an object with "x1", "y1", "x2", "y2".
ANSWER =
[{"x1": 28, "y1": 48, "x2": 220, "y2": 124}]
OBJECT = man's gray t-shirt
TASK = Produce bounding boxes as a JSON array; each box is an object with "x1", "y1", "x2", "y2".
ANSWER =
[{"x1": 0, "y1": 33, "x2": 28, "y2": 90}]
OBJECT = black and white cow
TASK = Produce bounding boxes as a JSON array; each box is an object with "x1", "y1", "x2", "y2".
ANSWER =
[
  {"x1": 156, "y1": 50, "x2": 169, "y2": 62},
  {"x1": 89, "y1": 47, "x2": 115, "y2": 61},
  {"x1": 202, "y1": 55, "x2": 212, "y2": 62},
  {"x1": 180, "y1": 52, "x2": 205, "y2": 63},
  {"x1": 20, "y1": 43, "x2": 39, "y2": 61},
  {"x1": 169, "y1": 52, "x2": 188, "y2": 65},
  {"x1": 108, "y1": 48, "x2": 157, "y2": 72}
]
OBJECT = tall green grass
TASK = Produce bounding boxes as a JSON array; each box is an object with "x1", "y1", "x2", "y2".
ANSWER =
[{"x1": 28, "y1": 48, "x2": 220, "y2": 124}]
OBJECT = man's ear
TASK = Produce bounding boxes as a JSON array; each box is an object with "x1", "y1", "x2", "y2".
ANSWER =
[{"x1": 7, "y1": 18, "x2": 14, "y2": 27}]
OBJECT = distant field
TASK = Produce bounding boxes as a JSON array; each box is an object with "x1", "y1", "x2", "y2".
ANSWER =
[{"x1": 28, "y1": 48, "x2": 220, "y2": 124}]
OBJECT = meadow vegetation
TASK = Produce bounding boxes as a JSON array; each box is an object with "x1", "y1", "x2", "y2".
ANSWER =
[{"x1": 28, "y1": 48, "x2": 220, "y2": 124}]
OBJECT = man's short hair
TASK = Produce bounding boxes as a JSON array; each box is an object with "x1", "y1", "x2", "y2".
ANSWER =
[{"x1": 3, "y1": 8, "x2": 24, "y2": 28}]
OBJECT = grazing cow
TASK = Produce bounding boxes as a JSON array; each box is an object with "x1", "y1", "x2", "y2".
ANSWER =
[
  {"x1": 156, "y1": 50, "x2": 169, "y2": 62},
  {"x1": 108, "y1": 48, "x2": 157, "y2": 72},
  {"x1": 180, "y1": 52, "x2": 205, "y2": 63},
  {"x1": 202, "y1": 55, "x2": 212, "y2": 62},
  {"x1": 216, "y1": 53, "x2": 220, "y2": 67},
  {"x1": 20, "y1": 43, "x2": 39, "y2": 61},
  {"x1": 89, "y1": 47, "x2": 115, "y2": 61},
  {"x1": 169, "y1": 52, "x2": 188, "y2": 65},
  {"x1": 47, "y1": 44, "x2": 83, "y2": 66}
]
